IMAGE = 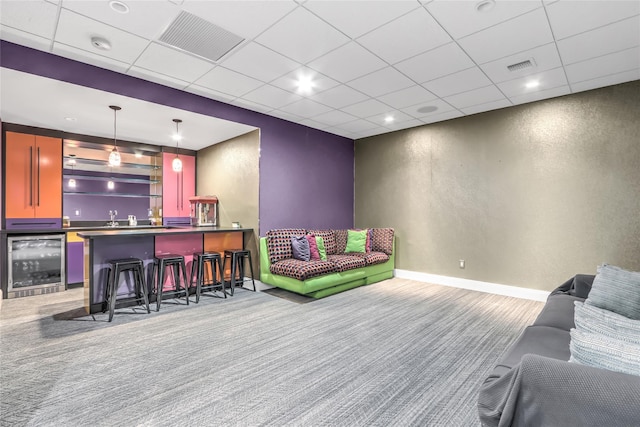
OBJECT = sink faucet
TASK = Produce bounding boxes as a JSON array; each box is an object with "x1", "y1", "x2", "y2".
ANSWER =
[{"x1": 108, "y1": 210, "x2": 119, "y2": 227}]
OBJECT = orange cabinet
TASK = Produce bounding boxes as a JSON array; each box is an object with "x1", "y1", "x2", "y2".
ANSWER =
[
  {"x1": 162, "y1": 152, "x2": 195, "y2": 223},
  {"x1": 5, "y1": 132, "x2": 62, "y2": 219}
]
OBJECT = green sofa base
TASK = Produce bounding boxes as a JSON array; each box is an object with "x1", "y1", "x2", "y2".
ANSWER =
[{"x1": 259, "y1": 237, "x2": 395, "y2": 298}]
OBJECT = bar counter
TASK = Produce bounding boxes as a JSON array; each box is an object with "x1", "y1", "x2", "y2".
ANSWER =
[{"x1": 78, "y1": 226, "x2": 253, "y2": 314}]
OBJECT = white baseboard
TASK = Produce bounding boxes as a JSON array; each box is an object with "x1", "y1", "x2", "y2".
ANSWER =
[{"x1": 394, "y1": 269, "x2": 549, "y2": 302}]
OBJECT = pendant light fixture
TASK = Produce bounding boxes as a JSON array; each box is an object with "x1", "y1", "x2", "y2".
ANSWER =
[
  {"x1": 172, "y1": 118, "x2": 183, "y2": 172},
  {"x1": 108, "y1": 105, "x2": 122, "y2": 167},
  {"x1": 68, "y1": 154, "x2": 77, "y2": 188}
]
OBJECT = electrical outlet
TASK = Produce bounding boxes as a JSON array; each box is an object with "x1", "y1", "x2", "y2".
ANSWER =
[
  {"x1": 459, "y1": 259, "x2": 465, "y2": 269},
  {"x1": 75, "y1": 209, "x2": 81, "y2": 216}
]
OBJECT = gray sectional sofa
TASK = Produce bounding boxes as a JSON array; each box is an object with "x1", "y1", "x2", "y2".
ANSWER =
[{"x1": 478, "y1": 274, "x2": 640, "y2": 426}]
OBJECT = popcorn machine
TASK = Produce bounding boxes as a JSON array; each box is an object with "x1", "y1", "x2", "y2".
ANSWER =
[{"x1": 189, "y1": 196, "x2": 219, "y2": 227}]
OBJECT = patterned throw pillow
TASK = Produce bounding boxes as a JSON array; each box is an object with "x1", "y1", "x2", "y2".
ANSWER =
[
  {"x1": 569, "y1": 329, "x2": 640, "y2": 376},
  {"x1": 333, "y1": 229, "x2": 348, "y2": 254},
  {"x1": 371, "y1": 228, "x2": 394, "y2": 256},
  {"x1": 307, "y1": 230, "x2": 336, "y2": 255},
  {"x1": 586, "y1": 264, "x2": 640, "y2": 320},
  {"x1": 266, "y1": 228, "x2": 306, "y2": 264}
]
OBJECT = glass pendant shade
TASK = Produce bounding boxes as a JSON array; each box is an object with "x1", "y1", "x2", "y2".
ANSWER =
[
  {"x1": 172, "y1": 156, "x2": 183, "y2": 172},
  {"x1": 68, "y1": 178, "x2": 76, "y2": 188},
  {"x1": 107, "y1": 180, "x2": 115, "y2": 190},
  {"x1": 108, "y1": 147, "x2": 121, "y2": 167}
]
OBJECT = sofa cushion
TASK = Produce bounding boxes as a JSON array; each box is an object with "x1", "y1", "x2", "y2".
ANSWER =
[
  {"x1": 306, "y1": 234, "x2": 320, "y2": 260},
  {"x1": 291, "y1": 235, "x2": 310, "y2": 261},
  {"x1": 371, "y1": 228, "x2": 394, "y2": 255},
  {"x1": 326, "y1": 254, "x2": 366, "y2": 272},
  {"x1": 270, "y1": 258, "x2": 337, "y2": 281},
  {"x1": 533, "y1": 294, "x2": 584, "y2": 332},
  {"x1": 574, "y1": 301, "x2": 640, "y2": 345},
  {"x1": 586, "y1": 264, "x2": 640, "y2": 320},
  {"x1": 345, "y1": 229, "x2": 367, "y2": 253},
  {"x1": 266, "y1": 228, "x2": 306, "y2": 264},
  {"x1": 333, "y1": 229, "x2": 348, "y2": 254},
  {"x1": 315, "y1": 236, "x2": 327, "y2": 261},
  {"x1": 349, "y1": 251, "x2": 390, "y2": 266},
  {"x1": 307, "y1": 230, "x2": 336, "y2": 255}
]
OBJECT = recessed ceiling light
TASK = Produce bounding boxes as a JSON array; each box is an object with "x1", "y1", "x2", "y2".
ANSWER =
[
  {"x1": 476, "y1": 0, "x2": 496, "y2": 13},
  {"x1": 417, "y1": 105, "x2": 438, "y2": 114},
  {"x1": 91, "y1": 36, "x2": 111, "y2": 51},
  {"x1": 384, "y1": 115, "x2": 395, "y2": 124},
  {"x1": 526, "y1": 80, "x2": 540, "y2": 89},
  {"x1": 65, "y1": 117, "x2": 77, "y2": 122},
  {"x1": 109, "y1": 1, "x2": 129, "y2": 14},
  {"x1": 296, "y1": 75, "x2": 315, "y2": 94}
]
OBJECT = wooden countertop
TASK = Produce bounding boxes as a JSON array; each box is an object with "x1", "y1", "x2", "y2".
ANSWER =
[{"x1": 77, "y1": 226, "x2": 251, "y2": 239}]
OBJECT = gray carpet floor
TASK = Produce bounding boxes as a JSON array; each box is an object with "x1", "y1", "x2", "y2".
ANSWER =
[{"x1": 0, "y1": 278, "x2": 543, "y2": 427}]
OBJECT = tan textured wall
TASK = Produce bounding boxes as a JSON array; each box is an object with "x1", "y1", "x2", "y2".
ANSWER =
[
  {"x1": 197, "y1": 129, "x2": 260, "y2": 273},
  {"x1": 355, "y1": 81, "x2": 640, "y2": 291}
]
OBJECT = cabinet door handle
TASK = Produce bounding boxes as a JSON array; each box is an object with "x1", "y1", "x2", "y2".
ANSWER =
[
  {"x1": 29, "y1": 146, "x2": 33, "y2": 206},
  {"x1": 36, "y1": 146, "x2": 40, "y2": 206}
]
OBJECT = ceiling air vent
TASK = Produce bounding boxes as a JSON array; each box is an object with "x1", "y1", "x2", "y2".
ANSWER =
[
  {"x1": 507, "y1": 59, "x2": 535, "y2": 72},
  {"x1": 159, "y1": 11, "x2": 244, "y2": 62}
]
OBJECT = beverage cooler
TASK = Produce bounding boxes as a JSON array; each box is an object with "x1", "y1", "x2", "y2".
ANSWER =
[{"x1": 7, "y1": 234, "x2": 66, "y2": 298}]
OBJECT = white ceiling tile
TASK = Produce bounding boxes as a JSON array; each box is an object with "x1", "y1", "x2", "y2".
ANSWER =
[
  {"x1": 60, "y1": 0, "x2": 180, "y2": 40},
  {"x1": 183, "y1": 85, "x2": 237, "y2": 104},
  {"x1": 298, "y1": 118, "x2": 332, "y2": 130},
  {"x1": 422, "y1": 67, "x2": 493, "y2": 98},
  {"x1": 357, "y1": 7, "x2": 451, "y2": 64},
  {"x1": 304, "y1": 0, "x2": 419, "y2": 39},
  {"x1": 54, "y1": 9, "x2": 150, "y2": 64},
  {"x1": 277, "y1": 98, "x2": 333, "y2": 117},
  {"x1": 220, "y1": 42, "x2": 299, "y2": 82},
  {"x1": 458, "y1": 8, "x2": 554, "y2": 64},
  {"x1": 194, "y1": 66, "x2": 263, "y2": 97},
  {"x1": 307, "y1": 42, "x2": 387, "y2": 83},
  {"x1": 508, "y1": 85, "x2": 570, "y2": 105},
  {"x1": 400, "y1": 98, "x2": 456, "y2": 119},
  {"x1": 347, "y1": 67, "x2": 415, "y2": 97},
  {"x1": 368, "y1": 111, "x2": 415, "y2": 128},
  {"x1": 570, "y1": 69, "x2": 640, "y2": 94},
  {"x1": 268, "y1": 109, "x2": 305, "y2": 123},
  {"x1": 564, "y1": 46, "x2": 640, "y2": 84},
  {"x1": 426, "y1": 0, "x2": 543, "y2": 39},
  {"x1": 335, "y1": 119, "x2": 380, "y2": 134},
  {"x1": 127, "y1": 66, "x2": 190, "y2": 90},
  {"x1": 420, "y1": 110, "x2": 464, "y2": 125},
  {"x1": 311, "y1": 109, "x2": 358, "y2": 127},
  {"x1": 444, "y1": 85, "x2": 506, "y2": 109},
  {"x1": 308, "y1": 85, "x2": 369, "y2": 109},
  {"x1": 52, "y1": 42, "x2": 130, "y2": 74},
  {"x1": 497, "y1": 67, "x2": 568, "y2": 97},
  {"x1": 255, "y1": 7, "x2": 349, "y2": 64},
  {"x1": 342, "y1": 99, "x2": 393, "y2": 118},
  {"x1": 353, "y1": 126, "x2": 389, "y2": 139},
  {"x1": 557, "y1": 17, "x2": 640, "y2": 65},
  {"x1": 481, "y1": 43, "x2": 562, "y2": 83},
  {"x1": 230, "y1": 98, "x2": 274, "y2": 115},
  {"x1": 460, "y1": 99, "x2": 513, "y2": 116},
  {"x1": 546, "y1": 0, "x2": 640, "y2": 40},
  {"x1": 0, "y1": 27, "x2": 52, "y2": 52},
  {"x1": 182, "y1": 0, "x2": 297, "y2": 39},
  {"x1": 242, "y1": 84, "x2": 302, "y2": 109},
  {"x1": 270, "y1": 67, "x2": 340, "y2": 95},
  {"x1": 135, "y1": 43, "x2": 215, "y2": 82},
  {"x1": 395, "y1": 42, "x2": 475, "y2": 84},
  {"x1": 377, "y1": 85, "x2": 438, "y2": 109},
  {"x1": 0, "y1": 0, "x2": 58, "y2": 39},
  {"x1": 382, "y1": 118, "x2": 424, "y2": 132}
]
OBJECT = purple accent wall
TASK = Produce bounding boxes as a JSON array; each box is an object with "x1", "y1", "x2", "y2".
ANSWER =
[
  {"x1": 1, "y1": 41, "x2": 355, "y2": 235},
  {"x1": 63, "y1": 170, "x2": 152, "y2": 221},
  {"x1": 66, "y1": 241, "x2": 83, "y2": 284}
]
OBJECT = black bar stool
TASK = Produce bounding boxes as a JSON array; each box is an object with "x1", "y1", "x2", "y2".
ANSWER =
[
  {"x1": 190, "y1": 251, "x2": 226, "y2": 303},
  {"x1": 105, "y1": 258, "x2": 150, "y2": 322},
  {"x1": 152, "y1": 254, "x2": 189, "y2": 311},
  {"x1": 222, "y1": 249, "x2": 256, "y2": 295}
]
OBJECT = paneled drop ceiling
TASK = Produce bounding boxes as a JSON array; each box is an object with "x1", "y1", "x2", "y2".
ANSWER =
[{"x1": 1, "y1": 0, "x2": 639, "y2": 149}]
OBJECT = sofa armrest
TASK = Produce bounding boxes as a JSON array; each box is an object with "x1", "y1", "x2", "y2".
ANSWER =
[
  {"x1": 478, "y1": 354, "x2": 640, "y2": 427},
  {"x1": 259, "y1": 237, "x2": 272, "y2": 282}
]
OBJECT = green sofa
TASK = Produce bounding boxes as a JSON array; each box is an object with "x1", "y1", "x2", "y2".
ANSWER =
[{"x1": 259, "y1": 228, "x2": 395, "y2": 298}]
